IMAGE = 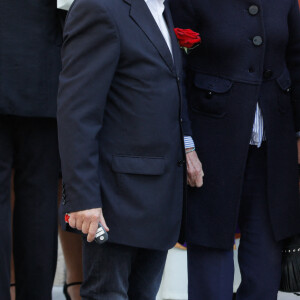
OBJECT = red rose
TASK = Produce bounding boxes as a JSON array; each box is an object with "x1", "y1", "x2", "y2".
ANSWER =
[{"x1": 174, "y1": 28, "x2": 201, "y2": 49}]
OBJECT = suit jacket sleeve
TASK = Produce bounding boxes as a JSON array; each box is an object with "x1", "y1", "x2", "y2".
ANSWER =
[
  {"x1": 57, "y1": 0, "x2": 120, "y2": 212},
  {"x1": 287, "y1": 0, "x2": 300, "y2": 132}
]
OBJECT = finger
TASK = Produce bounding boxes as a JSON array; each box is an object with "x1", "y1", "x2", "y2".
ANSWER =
[
  {"x1": 76, "y1": 216, "x2": 84, "y2": 231},
  {"x1": 193, "y1": 168, "x2": 203, "y2": 181},
  {"x1": 196, "y1": 175, "x2": 204, "y2": 188},
  {"x1": 199, "y1": 165, "x2": 204, "y2": 177},
  {"x1": 99, "y1": 213, "x2": 109, "y2": 232},
  {"x1": 187, "y1": 175, "x2": 195, "y2": 187},
  {"x1": 87, "y1": 221, "x2": 98, "y2": 242},
  {"x1": 68, "y1": 215, "x2": 76, "y2": 228},
  {"x1": 191, "y1": 169, "x2": 199, "y2": 186},
  {"x1": 187, "y1": 173, "x2": 192, "y2": 185},
  {"x1": 187, "y1": 167, "x2": 196, "y2": 178},
  {"x1": 187, "y1": 179, "x2": 193, "y2": 187},
  {"x1": 191, "y1": 170, "x2": 199, "y2": 185},
  {"x1": 187, "y1": 178, "x2": 192, "y2": 186},
  {"x1": 82, "y1": 219, "x2": 91, "y2": 235}
]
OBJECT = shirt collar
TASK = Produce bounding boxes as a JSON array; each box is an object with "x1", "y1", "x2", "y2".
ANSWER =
[{"x1": 144, "y1": 0, "x2": 165, "y2": 6}]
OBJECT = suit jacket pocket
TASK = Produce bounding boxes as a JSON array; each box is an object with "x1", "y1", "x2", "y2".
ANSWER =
[
  {"x1": 111, "y1": 155, "x2": 165, "y2": 198},
  {"x1": 112, "y1": 155, "x2": 165, "y2": 175},
  {"x1": 190, "y1": 73, "x2": 232, "y2": 118},
  {"x1": 276, "y1": 69, "x2": 292, "y2": 114}
]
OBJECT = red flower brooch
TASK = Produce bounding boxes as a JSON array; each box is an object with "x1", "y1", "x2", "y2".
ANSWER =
[{"x1": 174, "y1": 28, "x2": 201, "y2": 54}]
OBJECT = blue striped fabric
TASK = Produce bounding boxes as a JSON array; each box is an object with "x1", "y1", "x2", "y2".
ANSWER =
[
  {"x1": 184, "y1": 136, "x2": 195, "y2": 149},
  {"x1": 249, "y1": 103, "x2": 266, "y2": 147}
]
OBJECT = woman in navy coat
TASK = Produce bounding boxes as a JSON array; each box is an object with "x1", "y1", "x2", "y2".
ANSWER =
[{"x1": 170, "y1": 0, "x2": 300, "y2": 299}]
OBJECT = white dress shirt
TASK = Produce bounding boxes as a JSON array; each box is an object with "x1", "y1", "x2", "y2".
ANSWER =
[{"x1": 144, "y1": 0, "x2": 173, "y2": 56}]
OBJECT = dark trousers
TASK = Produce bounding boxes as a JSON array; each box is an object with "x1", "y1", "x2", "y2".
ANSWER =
[
  {"x1": 188, "y1": 144, "x2": 283, "y2": 300},
  {"x1": 81, "y1": 240, "x2": 168, "y2": 300},
  {"x1": 0, "y1": 116, "x2": 59, "y2": 300}
]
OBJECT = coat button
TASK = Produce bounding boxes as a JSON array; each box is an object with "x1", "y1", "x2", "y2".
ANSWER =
[
  {"x1": 206, "y1": 91, "x2": 213, "y2": 99},
  {"x1": 285, "y1": 87, "x2": 291, "y2": 94},
  {"x1": 263, "y1": 70, "x2": 273, "y2": 79},
  {"x1": 249, "y1": 5, "x2": 259, "y2": 16},
  {"x1": 253, "y1": 36, "x2": 263, "y2": 46}
]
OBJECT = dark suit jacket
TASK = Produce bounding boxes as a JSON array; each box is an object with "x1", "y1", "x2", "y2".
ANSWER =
[
  {"x1": 58, "y1": 0, "x2": 189, "y2": 250},
  {"x1": 0, "y1": 1, "x2": 64, "y2": 118},
  {"x1": 170, "y1": 0, "x2": 300, "y2": 249}
]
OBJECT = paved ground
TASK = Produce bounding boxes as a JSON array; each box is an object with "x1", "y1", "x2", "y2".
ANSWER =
[
  {"x1": 53, "y1": 241, "x2": 300, "y2": 299},
  {"x1": 52, "y1": 287, "x2": 65, "y2": 300},
  {"x1": 54, "y1": 240, "x2": 65, "y2": 286},
  {"x1": 51, "y1": 287, "x2": 300, "y2": 300}
]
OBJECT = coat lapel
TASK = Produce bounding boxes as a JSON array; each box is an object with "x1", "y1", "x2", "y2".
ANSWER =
[{"x1": 128, "y1": 0, "x2": 175, "y2": 74}]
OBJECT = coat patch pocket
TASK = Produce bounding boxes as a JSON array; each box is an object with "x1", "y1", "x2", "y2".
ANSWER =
[
  {"x1": 190, "y1": 73, "x2": 232, "y2": 118},
  {"x1": 276, "y1": 69, "x2": 292, "y2": 114}
]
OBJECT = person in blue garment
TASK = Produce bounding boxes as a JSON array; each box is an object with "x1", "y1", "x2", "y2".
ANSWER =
[
  {"x1": 0, "y1": 1, "x2": 63, "y2": 299},
  {"x1": 170, "y1": 0, "x2": 300, "y2": 299}
]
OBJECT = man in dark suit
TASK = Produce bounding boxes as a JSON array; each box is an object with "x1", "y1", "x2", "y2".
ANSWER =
[
  {"x1": 57, "y1": 0, "x2": 203, "y2": 298},
  {"x1": 0, "y1": 1, "x2": 64, "y2": 299}
]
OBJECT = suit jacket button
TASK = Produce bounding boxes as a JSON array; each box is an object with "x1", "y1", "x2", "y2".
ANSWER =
[
  {"x1": 253, "y1": 36, "x2": 263, "y2": 46},
  {"x1": 263, "y1": 70, "x2": 273, "y2": 79},
  {"x1": 177, "y1": 160, "x2": 185, "y2": 167},
  {"x1": 249, "y1": 5, "x2": 259, "y2": 16}
]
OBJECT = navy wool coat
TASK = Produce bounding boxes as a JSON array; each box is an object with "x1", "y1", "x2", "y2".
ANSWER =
[
  {"x1": 58, "y1": 0, "x2": 189, "y2": 250},
  {"x1": 0, "y1": 0, "x2": 65, "y2": 118},
  {"x1": 170, "y1": 0, "x2": 300, "y2": 249}
]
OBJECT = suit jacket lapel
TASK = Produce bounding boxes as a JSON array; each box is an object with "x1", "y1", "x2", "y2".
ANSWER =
[
  {"x1": 128, "y1": 0, "x2": 175, "y2": 74},
  {"x1": 163, "y1": 2, "x2": 181, "y2": 77}
]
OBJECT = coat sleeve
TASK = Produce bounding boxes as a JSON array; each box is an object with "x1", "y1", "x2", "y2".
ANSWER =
[
  {"x1": 57, "y1": 0, "x2": 120, "y2": 213},
  {"x1": 287, "y1": 0, "x2": 300, "y2": 132},
  {"x1": 181, "y1": 62, "x2": 193, "y2": 137}
]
